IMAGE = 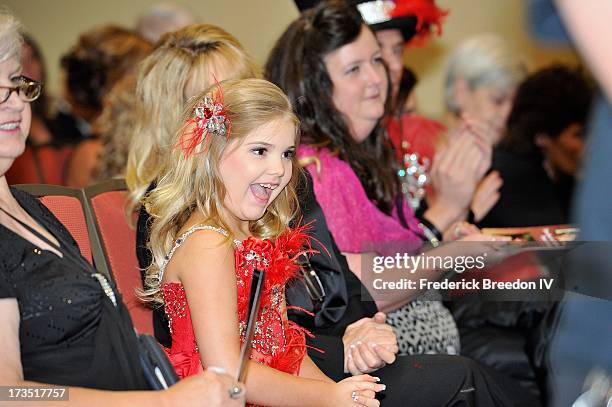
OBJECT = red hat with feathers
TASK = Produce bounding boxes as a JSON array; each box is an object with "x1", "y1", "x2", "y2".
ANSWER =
[{"x1": 293, "y1": 0, "x2": 448, "y2": 46}]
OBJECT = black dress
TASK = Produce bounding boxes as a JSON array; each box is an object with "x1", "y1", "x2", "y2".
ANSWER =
[
  {"x1": 136, "y1": 181, "x2": 172, "y2": 348},
  {"x1": 0, "y1": 188, "x2": 149, "y2": 390},
  {"x1": 478, "y1": 147, "x2": 575, "y2": 228}
]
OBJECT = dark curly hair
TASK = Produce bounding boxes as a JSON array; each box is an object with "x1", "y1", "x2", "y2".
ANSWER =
[
  {"x1": 61, "y1": 25, "x2": 152, "y2": 113},
  {"x1": 265, "y1": 0, "x2": 399, "y2": 215},
  {"x1": 501, "y1": 65, "x2": 594, "y2": 155}
]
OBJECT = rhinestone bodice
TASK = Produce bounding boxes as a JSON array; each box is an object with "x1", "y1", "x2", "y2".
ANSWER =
[{"x1": 160, "y1": 225, "x2": 308, "y2": 379}]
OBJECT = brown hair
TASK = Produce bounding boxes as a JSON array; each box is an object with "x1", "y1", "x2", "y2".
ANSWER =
[
  {"x1": 266, "y1": 0, "x2": 399, "y2": 214},
  {"x1": 61, "y1": 25, "x2": 152, "y2": 112}
]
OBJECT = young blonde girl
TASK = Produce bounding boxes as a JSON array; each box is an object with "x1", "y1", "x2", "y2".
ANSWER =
[
  {"x1": 143, "y1": 78, "x2": 384, "y2": 407},
  {"x1": 126, "y1": 24, "x2": 261, "y2": 347}
]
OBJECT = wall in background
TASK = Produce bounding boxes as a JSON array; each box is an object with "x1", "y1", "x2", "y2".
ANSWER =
[
  {"x1": 407, "y1": 0, "x2": 579, "y2": 119},
  {"x1": 6, "y1": 0, "x2": 299, "y2": 94},
  {"x1": 6, "y1": 0, "x2": 580, "y2": 120}
]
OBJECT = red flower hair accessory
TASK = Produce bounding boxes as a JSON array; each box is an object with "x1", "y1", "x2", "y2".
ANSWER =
[{"x1": 177, "y1": 83, "x2": 232, "y2": 157}]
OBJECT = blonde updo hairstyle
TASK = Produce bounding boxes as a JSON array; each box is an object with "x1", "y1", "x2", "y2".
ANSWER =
[
  {"x1": 143, "y1": 78, "x2": 301, "y2": 303},
  {"x1": 126, "y1": 23, "x2": 261, "y2": 214}
]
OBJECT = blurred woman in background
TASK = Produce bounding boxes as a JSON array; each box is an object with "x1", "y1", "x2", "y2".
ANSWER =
[
  {"x1": 61, "y1": 25, "x2": 152, "y2": 187},
  {"x1": 479, "y1": 64, "x2": 594, "y2": 228}
]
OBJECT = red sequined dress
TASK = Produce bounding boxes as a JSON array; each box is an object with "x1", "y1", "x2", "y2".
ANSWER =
[{"x1": 159, "y1": 225, "x2": 309, "y2": 380}]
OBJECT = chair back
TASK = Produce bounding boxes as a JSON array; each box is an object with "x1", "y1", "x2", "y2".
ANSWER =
[
  {"x1": 7, "y1": 145, "x2": 73, "y2": 185},
  {"x1": 85, "y1": 179, "x2": 153, "y2": 335},
  {"x1": 13, "y1": 184, "x2": 93, "y2": 263}
]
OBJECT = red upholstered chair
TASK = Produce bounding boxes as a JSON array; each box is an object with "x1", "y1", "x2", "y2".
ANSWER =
[
  {"x1": 6, "y1": 146, "x2": 41, "y2": 184},
  {"x1": 13, "y1": 184, "x2": 93, "y2": 264},
  {"x1": 84, "y1": 179, "x2": 153, "y2": 335},
  {"x1": 36, "y1": 145, "x2": 74, "y2": 185},
  {"x1": 6, "y1": 145, "x2": 73, "y2": 185}
]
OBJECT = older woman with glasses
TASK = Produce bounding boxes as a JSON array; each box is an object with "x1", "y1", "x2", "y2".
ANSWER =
[{"x1": 0, "y1": 12, "x2": 244, "y2": 406}]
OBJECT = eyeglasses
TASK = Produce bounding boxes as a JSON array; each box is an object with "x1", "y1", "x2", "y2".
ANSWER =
[{"x1": 0, "y1": 75, "x2": 43, "y2": 104}]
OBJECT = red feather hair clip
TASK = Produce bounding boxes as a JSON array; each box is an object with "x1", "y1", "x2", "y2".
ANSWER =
[{"x1": 176, "y1": 82, "x2": 232, "y2": 157}]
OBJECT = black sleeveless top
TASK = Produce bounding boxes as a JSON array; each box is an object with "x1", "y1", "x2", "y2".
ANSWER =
[{"x1": 0, "y1": 188, "x2": 149, "y2": 390}]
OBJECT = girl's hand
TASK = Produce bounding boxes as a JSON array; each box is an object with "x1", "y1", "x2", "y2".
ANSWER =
[
  {"x1": 330, "y1": 375, "x2": 385, "y2": 407},
  {"x1": 163, "y1": 370, "x2": 246, "y2": 407}
]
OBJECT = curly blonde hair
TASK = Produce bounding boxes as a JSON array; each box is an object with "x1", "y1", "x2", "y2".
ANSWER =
[
  {"x1": 126, "y1": 24, "x2": 260, "y2": 215},
  {"x1": 93, "y1": 74, "x2": 139, "y2": 181},
  {"x1": 142, "y1": 78, "x2": 301, "y2": 303}
]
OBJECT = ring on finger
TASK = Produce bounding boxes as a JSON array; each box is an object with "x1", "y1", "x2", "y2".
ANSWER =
[
  {"x1": 351, "y1": 391, "x2": 359, "y2": 402},
  {"x1": 228, "y1": 384, "x2": 243, "y2": 399},
  {"x1": 453, "y1": 224, "x2": 462, "y2": 239}
]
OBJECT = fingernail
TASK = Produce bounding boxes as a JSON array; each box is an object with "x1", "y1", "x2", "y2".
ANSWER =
[
  {"x1": 374, "y1": 376, "x2": 381, "y2": 382},
  {"x1": 350, "y1": 344, "x2": 356, "y2": 349},
  {"x1": 370, "y1": 343, "x2": 378, "y2": 348},
  {"x1": 347, "y1": 353, "x2": 353, "y2": 359},
  {"x1": 380, "y1": 384, "x2": 386, "y2": 390},
  {"x1": 356, "y1": 341, "x2": 362, "y2": 345}
]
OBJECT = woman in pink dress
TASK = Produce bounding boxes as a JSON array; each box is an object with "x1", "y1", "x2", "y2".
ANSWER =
[{"x1": 266, "y1": 0, "x2": 518, "y2": 358}]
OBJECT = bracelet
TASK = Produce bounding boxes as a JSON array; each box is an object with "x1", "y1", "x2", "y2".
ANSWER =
[{"x1": 418, "y1": 217, "x2": 443, "y2": 247}]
